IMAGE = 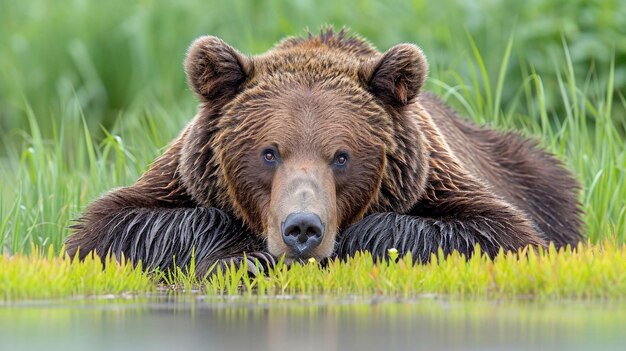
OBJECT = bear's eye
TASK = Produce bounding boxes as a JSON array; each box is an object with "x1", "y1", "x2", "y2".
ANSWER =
[
  {"x1": 333, "y1": 153, "x2": 349, "y2": 168},
  {"x1": 263, "y1": 149, "x2": 278, "y2": 163}
]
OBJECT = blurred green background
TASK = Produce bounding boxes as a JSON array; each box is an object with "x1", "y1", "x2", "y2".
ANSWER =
[
  {"x1": 0, "y1": 0, "x2": 624, "y2": 252},
  {"x1": 1, "y1": 0, "x2": 624, "y2": 140}
]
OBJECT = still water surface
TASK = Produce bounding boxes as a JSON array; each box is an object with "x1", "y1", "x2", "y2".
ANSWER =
[{"x1": 1, "y1": 295, "x2": 625, "y2": 351}]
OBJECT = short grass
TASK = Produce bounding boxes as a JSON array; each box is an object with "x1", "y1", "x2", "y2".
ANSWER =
[
  {"x1": 183, "y1": 242, "x2": 626, "y2": 299},
  {"x1": 2, "y1": 242, "x2": 626, "y2": 301},
  {"x1": 0, "y1": 246, "x2": 154, "y2": 301},
  {"x1": 0, "y1": 0, "x2": 625, "y2": 300}
]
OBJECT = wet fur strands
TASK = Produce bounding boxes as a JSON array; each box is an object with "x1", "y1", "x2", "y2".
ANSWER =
[
  {"x1": 335, "y1": 212, "x2": 528, "y2": 261},
  {"x1": 69, "y1": 208, "x2": 273, "y2": 275}
]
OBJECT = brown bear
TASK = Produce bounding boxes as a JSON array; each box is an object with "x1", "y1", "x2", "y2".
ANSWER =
[{"x1": 65, "y1": 28, "x2": 582, "y2": 274}]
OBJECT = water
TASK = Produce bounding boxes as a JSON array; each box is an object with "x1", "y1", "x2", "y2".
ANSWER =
[{"x1": 1, "y1": 295, "x2": 625, "y2": 351}]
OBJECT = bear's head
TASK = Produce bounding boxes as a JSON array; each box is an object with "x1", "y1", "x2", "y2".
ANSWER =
[{"x1": 179, "y1": 30, "x2": 430, "y2": 262}]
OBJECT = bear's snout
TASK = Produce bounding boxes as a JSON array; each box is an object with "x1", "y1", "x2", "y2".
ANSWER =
[
  {"x1": 281, "y1": 212, "x2": 325, "y2": 256},
  {"x1": 266, "y1": 158, "x2": 338, "y2": 261}
]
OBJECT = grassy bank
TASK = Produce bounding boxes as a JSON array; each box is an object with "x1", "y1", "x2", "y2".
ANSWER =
[
  {"x1": 2, "y1": 242, "x2": 626, "y2": 301},
  {"x1": 0, "y1": 0, "x2": 625, "y2": 300}
]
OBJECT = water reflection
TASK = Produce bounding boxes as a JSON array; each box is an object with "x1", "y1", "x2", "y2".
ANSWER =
[{"x1": 1, "y1": 295, "x2": 625, "y2": 351}]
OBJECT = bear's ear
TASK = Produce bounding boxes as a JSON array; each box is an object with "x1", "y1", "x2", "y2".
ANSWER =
[
  {"x1": 361, "y1": 44, "x2": 428, "y2": 108},
  {"x1": 184, "y1": 36, "x2": 252, "y2": 102}
]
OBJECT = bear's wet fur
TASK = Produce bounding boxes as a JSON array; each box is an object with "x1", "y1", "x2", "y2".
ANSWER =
[{"x1": 66, "y1": 28, "x2": 582, "y2": 274}]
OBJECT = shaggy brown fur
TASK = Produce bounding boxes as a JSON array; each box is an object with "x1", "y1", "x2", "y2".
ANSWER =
[{"x1": 66, "y1": 28, "x2": 582, "y2": 274}]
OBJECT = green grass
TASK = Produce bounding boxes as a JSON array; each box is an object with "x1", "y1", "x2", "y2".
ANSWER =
[
  {"x1": 0, "y1": 0, "x2": 625, "y2": 300},
  {"x1": 2, "y1": 242, "x2": 626, "y2": 301},
  {"x1": 0, "y1": 247, "x2": 154, "y2": 301},
  {"x1": 195, "y1": 242, "x2": 626, "y2": 299}
]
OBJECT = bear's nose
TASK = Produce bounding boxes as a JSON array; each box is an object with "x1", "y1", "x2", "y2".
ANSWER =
[{"x1": 281, "y1": 212, "x2": 325, "y2": 257}]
